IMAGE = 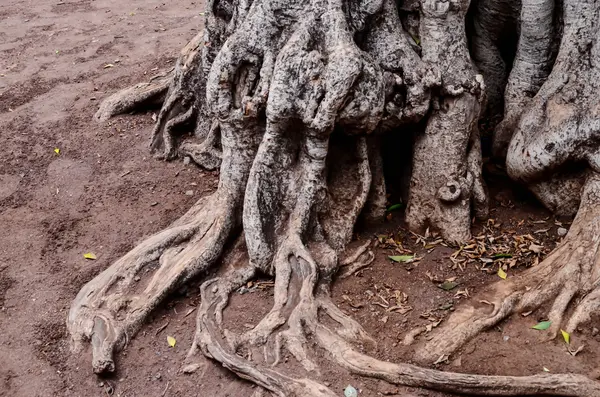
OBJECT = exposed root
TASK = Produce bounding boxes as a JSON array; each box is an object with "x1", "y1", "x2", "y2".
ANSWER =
[
  {"x1": 94, "y1": 70, "x2": 172, "y2": 122},
  {"x1": 74, "y1": 0, "x2": 600, "y2": 395},
  {"x1": 149, "y1": 31, "x2": 205, "y2": 160},
  {"x1": 179, "y1": 120, "x2": 223, "y2": 170},
  {"x1": 67, "y1": 193, "x2": 230, "y2": 373},
  {"x1": 190, "y1": 236, "x2": 600, "y2": 397},
  {"x1": 337, "y1": 240, "x2": 375, "y2": 278},
  {"x1": 68, "y1": 110, "x2": 261, "y2": 373},
  {"x1": 417, "y1": 173, "x2": 600, "y2": 363},
  {"x1": 492, "y1": 0, "x2": 558, "y2": 159},
  {"x1": 406, "y1": 0, "x2": 488, "y2": 243}
]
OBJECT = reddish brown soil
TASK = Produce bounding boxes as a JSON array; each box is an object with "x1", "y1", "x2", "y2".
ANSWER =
[{"x1": 1, "y1": 2, "x2": 599, "y2": 397}]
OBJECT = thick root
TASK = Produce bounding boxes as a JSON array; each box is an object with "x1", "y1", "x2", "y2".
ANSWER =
[
  {"x1": 94, "y1": 71, "x2": 172, "y2": 122},
  {"x1": 417, "y1": 173, "x2": 600, "y2": 363},
  {"x1": 406, "y1": 0, "x2": 488, "y2": 243},
  {"x1": 67, "y1": 193, "x2": 231, "y2": 373},
  {"x1": 68, "y1": 112, "x2": 260, "y2": 373},
  {"x1": 492, "y1": 0, "x2": 558, "y2": 159},
  {"x1": 189, "y1": 237, "x2": 600, "y2": 397}
]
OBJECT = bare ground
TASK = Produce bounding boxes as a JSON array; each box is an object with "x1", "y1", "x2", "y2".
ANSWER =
[{"x1": 1, "y1": 1, "x2": 599, "y2": 396}]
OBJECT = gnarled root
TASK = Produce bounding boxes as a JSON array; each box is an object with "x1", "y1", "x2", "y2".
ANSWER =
[
  {"x1": 417, "y1": 173, "x2": 600, "y2": 364},
  {"x1": 406, "y1": 0, "x2": 488, "y2": 243},
  {"x1": 190, "y1": 233, "x2": 600, "y2": 397},
  {"x1": 94, "y1": 70, "x2": 172, "y2": 122},
  {"x1": 67, "y1": 114, "x2": 260, "y2": 373},
  {"x1": 492, "y1": 0, "x2": 558, "y2": 159}
]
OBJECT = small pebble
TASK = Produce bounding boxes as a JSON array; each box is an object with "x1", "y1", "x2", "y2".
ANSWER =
[
  {"x1": 344, "y1": 385, "x2": 358, "y2": 397},
  {"x1": 592, "y1": 327, "x2": 599, "y2": 336},
  {"x1": 185, "y1": 190, "x2": 194, "y2": 196},
  {"x1": 557, "y1": 227, "x2": 568, "y2": 237},
  {"x1": 183, "y1": 156, "x2": 191, "y2": 165}
]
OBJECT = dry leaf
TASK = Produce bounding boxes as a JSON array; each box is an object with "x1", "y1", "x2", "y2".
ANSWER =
[
  {"x1": 167, "y1": 335, "x2": 176, "y2": 347},
  {"x1": 83, "y1": 252, "x2": 97, "y2": 260},
  {"x1": 498, "y1": 268, "x2": 507, "y2": 279}
]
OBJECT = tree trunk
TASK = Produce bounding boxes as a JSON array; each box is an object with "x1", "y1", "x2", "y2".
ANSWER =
[{"x1": 68, "y1": 0, "x2": 600, "y2": 395}]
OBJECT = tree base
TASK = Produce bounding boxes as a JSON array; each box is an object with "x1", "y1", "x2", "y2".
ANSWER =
[
  {"x1": 71, "y1": 0, "x2": 600, "y2": 395},
  {"x1": 418, "y1": 173, "x2": 600, "y2": 364}
]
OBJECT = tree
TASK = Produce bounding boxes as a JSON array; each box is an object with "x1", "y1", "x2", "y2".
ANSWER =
[{"x1": 68, "y1": 0, "x2": 600, "y2": 395}]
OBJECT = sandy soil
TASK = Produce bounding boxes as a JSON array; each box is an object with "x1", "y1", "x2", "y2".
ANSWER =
[{"x1": 1, "y1": 2, "x2": 599, "y2": 397}]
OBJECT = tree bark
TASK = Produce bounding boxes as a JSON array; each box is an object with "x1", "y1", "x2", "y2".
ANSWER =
[{"x1": 69, "y1": 0, "x2": 600, "y2": 395}]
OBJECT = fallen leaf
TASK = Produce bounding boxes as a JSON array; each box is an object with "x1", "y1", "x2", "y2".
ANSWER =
[
  {"x1": 167, "y1": 335, "x2": 176, "y2": 347},
  {"x1": 561, "y1": 329, "x2": 570, "y2": 344},
  {"x1": 83, "y1": 252, "x2": 97, "y2": 260},
  {"x1": 388, "y1": 255, "x2": 414, "y2": 263},
  {"x1": 497, "y1": 268, "x2": 507, "y2": 279},
  {"x1": 438, "y1": 280, "x2": 458, "y2": 291},
  {"x1": 532, "y1": 321, "x2": 551, "y2": 330},
  {"x1": 387, "y1": 203, "x2": 403, "y2": 212},
  {"x1": 494, "y1": 253, "x2": 513, "y2": 259},
  {"x1": 529, "y1": 244, "x2": 544, "y2": 254},
  {"x1": 104, "y1": 63, "x2": 115, "y2": 69},
  {"x1": 543, "y1": 367, "x2": 550, "y2": 372},
  {"x1": 54, "y1": 148, "x2": 60, "y2": 155}
]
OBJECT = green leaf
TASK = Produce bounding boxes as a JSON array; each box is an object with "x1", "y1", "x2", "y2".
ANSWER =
[
  {"x1": 388, "y1": 255, "x2": 413, "y2": 263},
  {"x1": 532, "y1": 321, "x2": 552, "y2": 330},
  {"x1": 493, "y1": 253, "x2": 513, "y2": 259},
  {"x1": 561, "y1": 329, "x2": 570, "y2": 344},
  {"x1": 386, "y1": 203, "x2": 403, "y2": 212},
  {"x1": 438, "y1": 281, "x2": 458, "y2": 291},
  {"x1": 167, "y1": 335, "x2": 176, "y2": 347}
]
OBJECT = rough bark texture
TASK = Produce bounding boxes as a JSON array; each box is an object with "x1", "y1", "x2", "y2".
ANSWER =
[
  {"x1": 68, "y1": 0, "x2": 600, "y2": 395},
  {"x1": 418, "y1": 0, "x2": 600, "y2": 366}
]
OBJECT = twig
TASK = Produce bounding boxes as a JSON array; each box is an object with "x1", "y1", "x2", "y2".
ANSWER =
[
  {"x1": 184, "y1": 307, "x2": 196, "y2": 318},
  {"x1": 161, "y1": 381, "x2": 170, "y2": 397},
  {"x1": 155, "y1": 320, "x2": 170, "y2": 336}
]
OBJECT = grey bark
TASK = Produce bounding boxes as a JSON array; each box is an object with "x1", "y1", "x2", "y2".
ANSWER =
[
  {"x1": 71, "y1": 0, "x2": 600, "y2": 395},
  {"x1": 419, "y1": 0, "x2": 600, "y2": 371}
]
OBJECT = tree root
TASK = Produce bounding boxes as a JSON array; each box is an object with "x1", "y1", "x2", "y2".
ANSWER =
[
  {"x1": 417, "y1": 173, "x2": 600, "y2": 365},
  {"x1": 67, "y1": 193, "x2": 230, "y2": 373},
  {"x1": 73, "y1": 0, "x2": 600, "y2": 395},
  {"x1": 406, "y1": 0, "x2": 488, "y2": 243},
  {"x1": 94, "y1": 70, "x2": 172, "y2": 122},
  {"x1": 68, "y1": 111, "x2": 260, "y2": 373},
  {"x1": 188, "y1": 236, "x2": 600, "y2": 397}
]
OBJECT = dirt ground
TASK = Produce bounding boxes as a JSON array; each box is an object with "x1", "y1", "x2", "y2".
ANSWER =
[{"x1": 1, "y1": 1, "x2": 599, "y2": 397}]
